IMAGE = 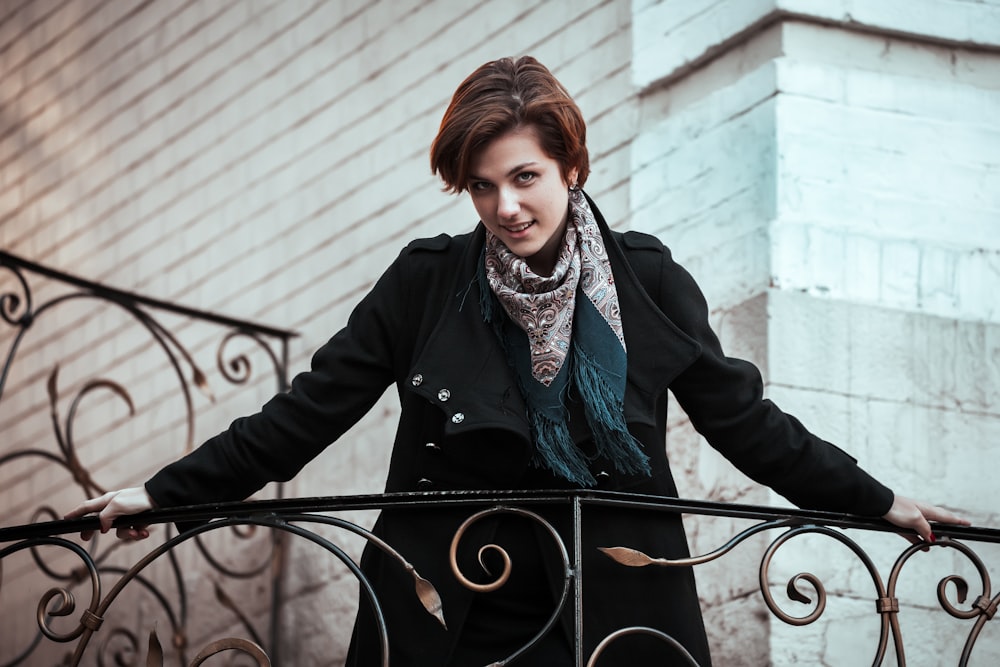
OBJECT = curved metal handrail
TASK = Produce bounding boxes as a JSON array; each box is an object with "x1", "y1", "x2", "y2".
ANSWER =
[
  {"x1": 2, "y1": 252, "x2": 997, "y2": 666},
  {"x1": 0, "y1": 251, "x2": 297, "y2": 665},
  {"x1": 1, "y1": 492, "x2": 998, "y2": 666}
]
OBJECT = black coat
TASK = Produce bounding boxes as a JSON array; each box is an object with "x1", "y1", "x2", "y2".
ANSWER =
[{"x1": 146, "y1": 194, "x2": 893, "y2": 665}]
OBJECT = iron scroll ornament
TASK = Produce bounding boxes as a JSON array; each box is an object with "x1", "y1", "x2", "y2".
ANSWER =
[
  {"x1": 0, "y1": 251, "x2": 296, "y2": 665},
  {"x1": 1, "y1": 491, "x2": 999, "y2": 664},
  {"x1": 0, "y1": 512, "x2": 445, "y2": 667},
  {"x1": 448, "y1": 506, "x2": 573, "y2": 667},
  {"x1": 601, "y1": 520, "x2": 996, "y2": 667}
]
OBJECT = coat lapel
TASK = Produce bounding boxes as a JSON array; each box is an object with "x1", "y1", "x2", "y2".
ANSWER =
[
  {"x1": 586, "y1": 193, "x2": 702, "y2": 426},
  {"x1": 405, "y1": 225, "x2": 532, "y2": 441},
  {"x1": 406, "y1": 196, "x2": 701, "y2": 438}
]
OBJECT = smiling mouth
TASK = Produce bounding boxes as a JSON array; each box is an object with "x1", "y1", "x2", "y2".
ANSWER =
[{"x1": 504, "y1": 221, "x2": 534, "y2": 233}]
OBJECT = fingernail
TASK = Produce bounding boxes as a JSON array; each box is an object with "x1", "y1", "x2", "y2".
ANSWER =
[{"x1": 929, "y1": 532, "x2": 937, "y2": 543}]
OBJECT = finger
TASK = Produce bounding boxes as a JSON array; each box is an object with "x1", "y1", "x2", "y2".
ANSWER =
[
  {"x1": 114, "y1": 525, "x2": 150, "y2": 541},
  {"x1": 899, "y1": 533, "x2": 932, "y2": 552},
  {"x1": 922, "y1": 505, "x2": 971, "y2": 527},
  {"x1": 64, "y1": 507, "x2": 86, "y2": 520},
  {"x1": 910, "y1": 513, "x2": 934, "y2": 543},
  {"x1": 67, "y1": 495, "x2": 114, "y2": 541},
  {"x1": 63, "y1": 492, "x2": 114, "y2": 520},
  {"x1": 910, "y1": 501, "x2": 969, "y2": 531},
  {"x1": 99, "y1": 507, "x2": 122, "y2": 534}
]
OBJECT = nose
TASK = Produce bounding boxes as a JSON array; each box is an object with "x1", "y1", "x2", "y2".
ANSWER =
[{"x1": 496, "y1": 187, "x2": 520, "y2": 220}]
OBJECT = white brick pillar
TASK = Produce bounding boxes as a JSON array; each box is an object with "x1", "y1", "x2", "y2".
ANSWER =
[{"x1": 629, "y1": 1, "x2": 1000, "y2": 664}]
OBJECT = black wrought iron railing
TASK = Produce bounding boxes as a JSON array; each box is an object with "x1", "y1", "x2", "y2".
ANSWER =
[
  {"x1": 2, "y1": 251, "x2": 998, "y2": 666},
  {"x1": 0, "y1": 492, "x2": 998, "y2": 666},
  {"x1": 0, "y1": 250, "x2": 296, "y2": 665}
]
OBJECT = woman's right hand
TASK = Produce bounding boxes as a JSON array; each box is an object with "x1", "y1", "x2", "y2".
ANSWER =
[{"x1": 64, "y1": 487, "x2": 156, "y2": 541}]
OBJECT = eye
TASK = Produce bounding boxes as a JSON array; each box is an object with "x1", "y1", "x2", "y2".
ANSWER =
[
  {"x1": 469, "y1": 180, "x2": 492, "y2": 193},
  {"x1": 515, "y1": 171, "x2": 537, "y2": 185}
]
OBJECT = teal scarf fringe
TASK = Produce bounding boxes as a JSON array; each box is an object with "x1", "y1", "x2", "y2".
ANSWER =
[{"x1": 477, "y1": 254, "x2": 651, "y2": 486}]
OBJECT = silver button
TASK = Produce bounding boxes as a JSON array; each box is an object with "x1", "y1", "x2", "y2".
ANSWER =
[
  {"x1": 425, "y1": 442, "x2": 440, "y2": 450},
  {"x1": 451, "y1": 412, "x2": 465, "y2": 424},
  {"x1": 411, "y1": 374, "x2": 423, "y2": 387},
  {"x1": 437, "y1": 389, "x2": 451, "y2": 402},
  {"x1": 417, "y1": 477, "x2": 433, "y2": 489},
  {"x1": 596, "y1": 471, "x2": 610, "y2": 481}
]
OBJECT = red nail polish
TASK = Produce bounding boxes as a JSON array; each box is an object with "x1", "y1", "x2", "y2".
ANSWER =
[{"x1": 928, "y1": 532, "x2": 937, "y2": 543}]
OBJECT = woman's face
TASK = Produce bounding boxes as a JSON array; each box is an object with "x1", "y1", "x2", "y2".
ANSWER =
[{"x1": 468, "y1": 125, "x2": 578, "y2": 276}]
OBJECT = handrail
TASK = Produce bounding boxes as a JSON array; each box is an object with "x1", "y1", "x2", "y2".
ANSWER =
[
  {"x1": 0, "y1": 491, "x2": 997, "y2": 666},
  {"x1": 4, "y1": 490, "x2": 998, "y2": 544},
  {"x1": 0, "y1": 251, "x2": 298, "y2": 665},
  {"x1": 0, "y1": 251, "x2": 298, "y2": 341},
  {"x1": 2, "y1": 252, "x2": 997, "y2": 666}
]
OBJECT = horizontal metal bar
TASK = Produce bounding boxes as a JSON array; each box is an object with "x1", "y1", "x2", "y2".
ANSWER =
[
  {"x1": 5, "y1": 490, "x2": 999, "y2": 544},
  {"x1": 0, "y1": 251, "x2": 297, "y2": 340}
]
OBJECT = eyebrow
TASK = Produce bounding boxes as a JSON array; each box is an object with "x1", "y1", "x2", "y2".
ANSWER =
[{"x1": 469, "y1": 161, "x2": 540, "y2": 182}]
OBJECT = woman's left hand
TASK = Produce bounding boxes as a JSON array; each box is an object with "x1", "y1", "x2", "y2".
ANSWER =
[{"x1": 882, "y1": 494, "x2": 970, "y2": 544}]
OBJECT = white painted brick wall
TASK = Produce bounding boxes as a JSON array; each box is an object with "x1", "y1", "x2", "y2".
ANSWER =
[
  {"x1": 0, "y1": 0, "x2": 642, "y2": 664},
  {"x1": 632, "y1": 0, "x2": 1000, "y2": 88},
  {"x1": 2, "y1": 0, "x2": 998, "y2": 664},
  {"x1": 631, "y1": 1, "x2": 999, "y2": 666}
]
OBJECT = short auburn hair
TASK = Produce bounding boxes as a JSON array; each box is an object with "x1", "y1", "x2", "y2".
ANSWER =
[{"x1": 430, "y1": 56, "x2": 590, "y2": 194}]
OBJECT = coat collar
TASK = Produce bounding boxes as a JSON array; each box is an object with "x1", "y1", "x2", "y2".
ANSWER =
[
  {"x1": 584, "y1": 191, "x2": 701, "y2": 411},
  {"x1": 405, "y1": 192, "x2": 700, "y2": 438},
  {"x1": 405, "y1": 223, "x2": 530, "y2": 437}
]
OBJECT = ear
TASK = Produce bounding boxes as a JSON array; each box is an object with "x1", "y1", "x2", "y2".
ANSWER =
[{"x1": 567, "y1": 167, "x2": 579, "y2": 189}]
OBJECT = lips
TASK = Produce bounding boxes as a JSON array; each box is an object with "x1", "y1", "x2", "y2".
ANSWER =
[{"x1": 503, "y1": 221, "x2": 535, "y2": 233}]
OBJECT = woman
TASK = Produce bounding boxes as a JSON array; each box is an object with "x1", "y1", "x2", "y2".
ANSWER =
[{"x1": 67, "y1": 56, "x2": 966, "y2": 666}]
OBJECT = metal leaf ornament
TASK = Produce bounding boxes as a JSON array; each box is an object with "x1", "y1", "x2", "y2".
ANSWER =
[
  {"x1": 598, "y1": 546, "x2": 664, "y2": 567},
  {"x1": 408, "y1": 564, "x2": 447, "y2": 629},
  {"x1": 146, "y1": 628, "x2": 163, "y2": 667}
]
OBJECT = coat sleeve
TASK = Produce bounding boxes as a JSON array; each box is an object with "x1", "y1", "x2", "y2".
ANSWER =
[
  {"x1": 145, "y1": 247, "x2": 417, "y2": 508},
  {"x1": 635, "y1": 236, "x2": 894, "y2": 517}
]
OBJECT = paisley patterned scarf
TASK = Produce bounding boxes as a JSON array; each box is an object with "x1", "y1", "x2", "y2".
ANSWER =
[{"x1": 479, "y1": 189, "x2": 651, "y2": 486}]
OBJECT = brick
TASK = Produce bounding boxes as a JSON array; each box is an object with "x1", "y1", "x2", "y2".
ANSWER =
[
  {"x1": 780, "y1": 0, "x2": 1000, "y2": 47},
  {"x1": 633, "y1": 0, "x2": 776, "y2": 88},
  {"x1": 2, "y1": 3, "x2": 999, "y2": 665}
]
